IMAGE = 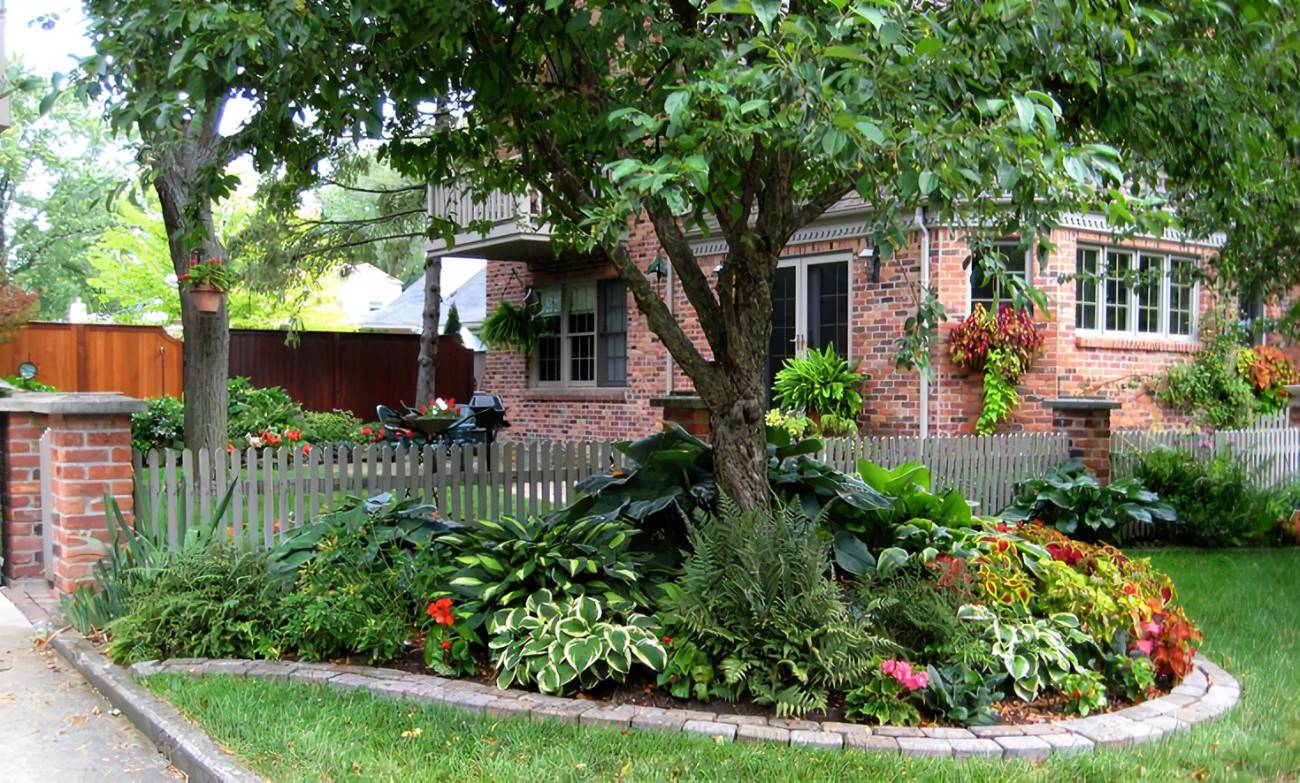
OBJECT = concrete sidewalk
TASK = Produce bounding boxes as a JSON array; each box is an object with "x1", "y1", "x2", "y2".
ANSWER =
[{"x1": 0, "y1": 588, "x2": 179, "y2": 782}]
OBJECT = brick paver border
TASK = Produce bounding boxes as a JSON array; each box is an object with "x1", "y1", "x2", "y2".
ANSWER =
[{"x1": 134, "y1": 655, "x2": 1239, "y2": 760}]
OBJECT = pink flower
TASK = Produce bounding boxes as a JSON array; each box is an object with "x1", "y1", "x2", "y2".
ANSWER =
[
  {"x1": 881, "y1": 659, "x2": 898, "y2": 676},
  {"x1": 1135, "y1": 639, "x2": 1155, "y2": 656}
]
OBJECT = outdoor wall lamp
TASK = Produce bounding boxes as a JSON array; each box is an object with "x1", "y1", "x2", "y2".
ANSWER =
[{"x1": 646, "y1": 255, "x2": 669, "y2": 281}]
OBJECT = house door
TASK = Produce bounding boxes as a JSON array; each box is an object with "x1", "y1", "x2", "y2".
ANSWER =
[{"x1": 766, "y1": 255, "x2": 851, "y2": 395}]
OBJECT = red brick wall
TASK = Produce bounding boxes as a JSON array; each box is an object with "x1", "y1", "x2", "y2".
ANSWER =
[
  {"x1": 2, "y1": 414, "x2": 45, "y2": 580},
  {"x1": 485, "y1": 219, "x2": 1227, "y2": 440}
]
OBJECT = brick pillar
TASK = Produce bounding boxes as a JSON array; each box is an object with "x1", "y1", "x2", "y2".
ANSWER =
[
  {"x1": 1046, "y1": 397, "x2": 1120, "y2": 483},
  {"x1": 1286, "y1": 385, "x2": 1300, "y2": 428},
  {"x1": 649, "y1": 395, "x2": 710, "y2": 440},
  {"x1": 0, "y1": 394, "x2": 145, "y2": 593},
  {"x1": 1, "y1": 413, "x2": 47, "y2": 580}
]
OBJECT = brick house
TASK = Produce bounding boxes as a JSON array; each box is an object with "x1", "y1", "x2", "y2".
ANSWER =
[{"x1": 429, "y1": 185, "x2": 1246, "y2": 441}]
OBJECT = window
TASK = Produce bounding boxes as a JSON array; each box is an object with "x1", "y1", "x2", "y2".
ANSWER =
[
  {"x1": 1075, "y1": 246, "x2": 1198, "y2": 338},
  {"x1": 969, "y1": 243, "x2": 1028, "y2": 310},
  {"x1": 533, "y1": 280, "x2": 629, "y2": 388}
]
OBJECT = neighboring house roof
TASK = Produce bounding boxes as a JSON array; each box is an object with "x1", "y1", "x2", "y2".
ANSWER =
[{"x1": 359, "y1": 266, "x2": 487, "y2": 348}]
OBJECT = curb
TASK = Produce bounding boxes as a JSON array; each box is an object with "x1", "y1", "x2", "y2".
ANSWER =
[
  {"x1": 136, "y1": 654, "x2": 1241, "y2": 760},
  {"x1": 46, "y1": 632, "x2": 261, "y2": 783}
]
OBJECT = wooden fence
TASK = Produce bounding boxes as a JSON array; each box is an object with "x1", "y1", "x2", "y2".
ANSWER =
[
  {"x1": 0, "y1": 322, "x2": 183, "y2": 398},
  {"x1": 132, "y1": 431, "x2": 1071, "y2": 549},
  {"x1": 1112, "y1": 425, "x2": 1300, "y2": 489},
  {"x1": 229, "y1": 330, "x2": 475, "y2": 416},
  {"x1": 132, "y1": 440, "x2": 628, "y2": 549},
  {"x1": 817, "y1": 432, "x2": 1070, "y2": 513}
]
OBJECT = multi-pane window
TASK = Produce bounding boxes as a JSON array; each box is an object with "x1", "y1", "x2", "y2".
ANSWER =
[
  {"x1": 1076, "y1": 247, "x2": 1197, "y2": 338},
  {"x1": 969, "y1": 243, "x2": 1029, "y2": 310},
  {"x1": 533, "y1": 280, "x2": 629, "y2": 388}
]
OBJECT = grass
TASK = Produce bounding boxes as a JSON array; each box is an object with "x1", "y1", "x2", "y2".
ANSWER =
[{"x1": 144, "y1": 548, "x2": 1300, "y2": 782}]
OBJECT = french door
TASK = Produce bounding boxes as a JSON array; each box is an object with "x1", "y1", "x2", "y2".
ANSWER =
[{"x1": 767, "y1": 254, "x2": 851, "y2": 394}]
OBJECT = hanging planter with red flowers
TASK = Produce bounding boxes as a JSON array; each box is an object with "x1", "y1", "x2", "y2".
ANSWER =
[{"x1": 179, "y1": 250, "x2": 237, "y2": 314}]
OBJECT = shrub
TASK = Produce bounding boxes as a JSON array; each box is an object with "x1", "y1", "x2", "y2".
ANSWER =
[
  {"x1": 1001, "y1": 459, "x2": 1175, "y2": 542},
  {"x1": 772, "y1": 345, "x2": 866, "y2": 436},
  {"x1": 131, "y1": 396, "x2": 185, "y2": 452},
  {"x1": 662, "y1": 500, "x2": 889, "y2": 716},
  {"x1": 103, "y1": 548, "x2": 283, "y2": 664},
  {"x1": 1150, "y1": 321, "x2": 1287, "y2": 428},
  {"x1": 279, "y1": 569, "x2": 413, "y2": 663},
  {"x1": 1127, "y1": 448, "x2": 1280, "y2": 546},
  {"x1": 227, "y1": 376, "x2": 304, "y2": 441},
  {"x1": 488, "y1": 590, "x2": 665, "y2": 694},
  {"x1": 302, "y1": 409, "x2": 365, "y2": 444}
]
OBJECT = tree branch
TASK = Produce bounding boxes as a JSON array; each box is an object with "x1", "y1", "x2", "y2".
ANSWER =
[{"x1": 644, "y1": 202, "x2": 728, "y2": 358}]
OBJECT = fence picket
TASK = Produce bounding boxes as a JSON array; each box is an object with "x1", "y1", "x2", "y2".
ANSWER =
[
  {"x1": 197, "y1": 447, "x2": 211, "y2": 529},
  {"x1": 164, "y1": 449, "x2": 179, "y2": 546},
  {"x1": 244, "y1": 447, "x2": 258, "y2": 550}
]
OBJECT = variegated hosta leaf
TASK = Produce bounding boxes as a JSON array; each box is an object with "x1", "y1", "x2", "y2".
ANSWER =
[
  {"x1": 574, "y1": 596, "x2": 602, "y2": 625},
  {"x1": 630, "y1": 638, "x2": 667, "y2": 671},
  {"x1": 604, "y1": 626, "x2": 630, "y2": 654},
  {"x1": 526, "y1": 589, "x2": 554, "y2": 613},
  {"x1": 556, "y1": 617, "x2": 591, "y2": 638},
  {"x1": 605, "y1": 648, "x2": 631, "y2": 675},
  {"x1": 564, "y1": 636, "x2": 605, "y2": 673},
  {"x1": 537, "y1": 663, "x2": 561, "y2": 693}
]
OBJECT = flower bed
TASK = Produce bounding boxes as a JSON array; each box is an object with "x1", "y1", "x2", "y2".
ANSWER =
[{"x1": 68, "y1": 426, "x2": 1217, "y2": 739}]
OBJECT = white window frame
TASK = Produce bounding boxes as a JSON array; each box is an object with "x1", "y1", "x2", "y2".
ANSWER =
[
  {"x1": 531, "y1": 280, "x2": 616, "y2": 389},
  {"x1": 1074, "y1": 245, "x2": 1199, "y2": 341},
  {"x1": 967, "y1": 241, "x2": 1032, "y2": 315},
  {"x1": 776, "y1": 252, "x2": 854, "y2": 360}
]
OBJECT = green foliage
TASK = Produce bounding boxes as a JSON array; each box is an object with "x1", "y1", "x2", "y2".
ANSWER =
[
  {"x1": 917, "y1": 664, "x2": 1002, "y2": 726},
  {"x1": 301, "y1": 410, "x2": 365, "y2": 444},
  {"x1": 437, "y1": 514, "x2": 653, "y2": 630},
  {"x1": 268, "y1": 493, "x2": 448, "y2": 586},
  {"x1": 488, "y1": 590, "x2": 665, "y2": 695},
  {"x1": 480, "y1": 301, "x2": 538, "y2": 355},
  {"x1": 1107, "y1": 655, "x2": 1158, "y2": 703},
  {"x1": 1152, "y1": 324, "x2": 1264, "y2": 429},
  {"x1": 772, "y1": 345, "x2": 866, "y2": 436},
  {"x1": 957, "y1": 605, "x2": 1090, "y2": 702},
  {"x1": 842, "y1": 670, "x2": 921, "y2": 726},
  {"x1": 227, "y1": 376, "x2": 304, "y2": 441},
  {"x1": 663, "y1": 500, "x2": 888, "y2": 716},
  {"x1": 131, "y1": 396, "x2": 185, "y2": 452},
  {"x1": 1127, "y1": 448, "x2": 1281, "y2": 547},
  {"x1": 3, "y1": 375, "x2": 57, "y2": 392},
  {"x1": 443, "y1": 303, "x2": 463, "y2": 337},
  {"x1": 103, "y1": 548, "x2": 283, "y2": 664},
  {"x1": 182, "y1": 257, "x2": 238, "y2": 291},
  {"x1": 1059, "y1": 670, "x2": 1109, "y2": 717},
  {"x1": 279, "y1": 569, "x2": 413, "y2": 663},
  {"x1": 1001, "y1": 460, "x2": 1176, "y2": 542},
  {"x1": 655, "y1": 637, "x2": 720, "y2": 702},
  {"x1": 855, "y1": 573, "x2": 984, "y2": 664},
  {"x1": 976, "y1": 348, "x2": 1021, "y2": 435}
]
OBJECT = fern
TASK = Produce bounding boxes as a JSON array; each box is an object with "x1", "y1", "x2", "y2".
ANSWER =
[{"x1": 664, "y1": 499, "x2": 893, "y2": 716}]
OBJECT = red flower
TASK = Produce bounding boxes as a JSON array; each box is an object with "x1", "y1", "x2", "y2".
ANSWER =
[
  {"x1": 360, "y1": 427, "x2": 372, "y2": 436},
  {"x1": 996, "y1": 539, "x2": 1009, "y2": 553},
  {"x1": 1072, "y1": 689, "x2": 1083, "y2": 699},
  {"x1": 179, "y1": 273, "x2": 190, "y2": 281},
  {"x1": 441, "y1": 640, "x2": 452, "y2": 651},
  {"x1": 427, "y1": 597, "x2": 454, "y2": 626},
  {"x1": 661, "y1": 636, "x2": 671, "y2": 645},
  {"x1": 189, "y1": 258, "x2": 198, "y2": 267},
  {"x1": 301, "y1": 443, "x2": 313, "y2": 454},
  {"x1": 226, "y1": 443, "x2": 235, "y2": 454}
]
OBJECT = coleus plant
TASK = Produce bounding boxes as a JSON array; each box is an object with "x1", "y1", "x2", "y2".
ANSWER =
[{"x1": 948, "y1": 304, "x2": 1044, "y2": 434}]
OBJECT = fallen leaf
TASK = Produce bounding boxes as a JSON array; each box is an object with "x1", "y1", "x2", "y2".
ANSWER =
[{"x1": 400, "y1": 727, "x2": 423, "y2": 738}]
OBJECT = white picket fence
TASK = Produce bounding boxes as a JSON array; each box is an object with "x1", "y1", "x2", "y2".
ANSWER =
[
  {"x1": 818, "y1": 432, "x2": 1070, "y2": 513},
  {"x1": 132, "y1": 441, "x2": 627, "y2": 550},
  {"x1": 1111, "y1": 425, "x2": 1300, "y2": 489},
  {"x1": 132, "y1": 431, "x2": 1074, "y2": 549}
]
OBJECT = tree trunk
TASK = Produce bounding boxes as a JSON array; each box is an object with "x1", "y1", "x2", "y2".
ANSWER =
[
  {"x1": 155, "y1": 168, "x2": 229, "y2": 455},
  {"x1": 416, "y1": 250, "x2": 442, "y2": 403}
]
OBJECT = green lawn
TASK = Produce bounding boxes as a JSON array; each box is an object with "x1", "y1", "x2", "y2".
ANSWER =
[{"x1": 144, "y1": 549, "x2": 1300, "y2": 782}]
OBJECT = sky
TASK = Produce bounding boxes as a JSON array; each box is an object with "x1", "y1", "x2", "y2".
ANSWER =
[{"x1": 3, "y1": 2, "x2": 482, "y2": 291}]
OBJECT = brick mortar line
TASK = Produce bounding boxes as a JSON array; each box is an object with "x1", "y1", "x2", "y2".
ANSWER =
[{"x1": 133, "y1": 654, "x2": 1239, "y2": 760}]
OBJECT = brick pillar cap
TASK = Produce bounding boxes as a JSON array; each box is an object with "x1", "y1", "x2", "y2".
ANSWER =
[
  {"x1": 1044, "y1": 396, "x2": 1120, "y2": 412},
  {"x1": 0, "y1": 392, "x2": 147, "y2": 416},
  {"x1": 648, "y1": 394, "x2": 708, "y2": 410}
]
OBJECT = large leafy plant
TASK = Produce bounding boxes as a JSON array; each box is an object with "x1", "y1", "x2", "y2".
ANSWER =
[
  {"x1": 488, "y1": 590, "x2": 665, "y2": 695},
  {"x1": 957, "y1": 604, "x2": 1090, "y2": 702},
  {"x1": 662, "y1": 500, "x2": 889, "y2": 716},
  {"x1": 772, "y1": 345, "x2": 866, "y2": 436},
  {"x1": 1001, "y1": 459, "x2": 1175, "y2": 542},
  {"x1": 438, "y1": 513, "x2": 653, "y2": 629},
  {"x1": 1128, "y1": 447, "x2": 1280, "y2": 546}
]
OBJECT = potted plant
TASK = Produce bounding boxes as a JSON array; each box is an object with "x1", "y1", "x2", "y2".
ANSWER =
[
  {"x1": 405, "y1": 397, "x2": 462, "y2": 438},
  {"x1": 179, "y1": 253, "x2": 236, "y2": 313}
]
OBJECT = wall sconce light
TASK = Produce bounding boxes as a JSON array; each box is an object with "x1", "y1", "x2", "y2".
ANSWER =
[
  {"x1": 860, "y1": 246, "x2": 881, "y2": 283},
  {"x1": 646, "y1": 255, "x2": 669, "y2": 281}
]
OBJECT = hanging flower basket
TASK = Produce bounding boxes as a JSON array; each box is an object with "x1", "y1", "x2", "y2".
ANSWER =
[{"x1": 191, "y1": 283, "x2": 224, "y2": 313}]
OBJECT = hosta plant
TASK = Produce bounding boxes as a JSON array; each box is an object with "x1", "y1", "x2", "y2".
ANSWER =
[
  {"x1": 1001, "y1": 459, "x2": 1176, "y2": 542},
  {"x1": 957, "y1": 604, "x2": 1090, "y2": 702},
  {"x1": 918, "y1": 664, "x2": 1002, "y2": 726},
  {"x1": 488, "y1": 590, "x2": 666, "y2": 695},
  {"x1": 439, "y1": 514, "x2": 653, "y2": 629}
]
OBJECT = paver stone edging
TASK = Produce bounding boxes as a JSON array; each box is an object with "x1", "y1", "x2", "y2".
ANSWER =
[
  {"x1": 46, "y1": 631, "x2": 262, "y2": 783},
  {"x1": 134, "y1": 654, "x2": 1240, "y2": 761}
]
